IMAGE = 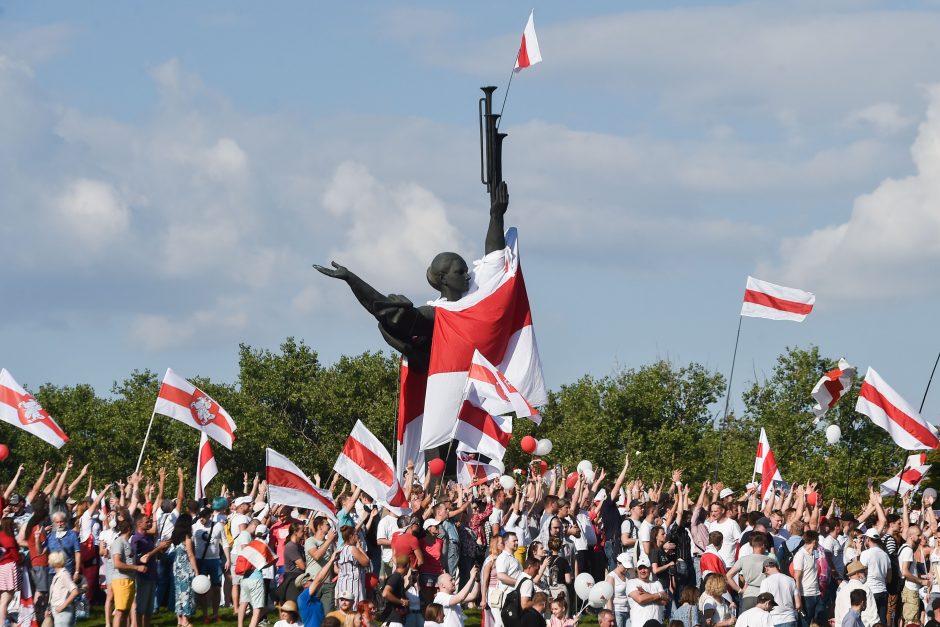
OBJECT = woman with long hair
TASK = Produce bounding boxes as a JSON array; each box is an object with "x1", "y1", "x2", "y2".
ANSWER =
[
  {"x1": 671, "y1": 586, "x2": 702, "y2": 627},
  {"x1": 698, "y1": 575, "x2": 734, "y2": 627},
  {"x1": 0, "y1": 517, "x2": 20, "y2": 627},
  {"x1": 171, "y1": 514, "x2": 199, "y2": 627},
  {"x1": 479, "y1": 535, "x2": 503, "y2": 627},
  {"x1": 335, "y1": 526, "x2": 369, "y2": 605}
]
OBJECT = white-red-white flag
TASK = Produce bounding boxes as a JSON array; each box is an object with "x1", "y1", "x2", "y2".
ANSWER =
[
  {"x1": 334, "y1": 420, "x2": 408, "y2": 513},
  {"x1": 154, "y1": 368, "x2": 236, "y2": 450},
  {"x1": 0, "y1": 369, "x2": 68, "y2": 449},
  {"x1": 235, "y1": 539, "x2": 275, "y2": 575},
  {"x1": 856, "y1": 367, "x2": 940, "y2": 451},
  {"x1": 811, "y1": 358, "x2": 856, "y2": 422},
  {"x1": 514, "y1": 10, "x2": 542, "y2": 72},
  {"x1": 454, "y1": 401, "x2": 512, "y2": 462},
  {"x1": 456, "y1": 451, "x2": 502, "y2": 486},
  {"x1": 396, "y1": 357, "x2": 426, "y2": 482},
  {"x1": 195, "y1": 431, "x2": 217, "y2": 500},
  {"x1": 741, "y1": 276, "x2": 815, "y2": 322},
  {"x1": 466, "y1": 350, "x2": 540, "y2": 423},
  {"x1": 266, "y1": 448, "x2": 337, "y2": 523},
  {"x1": 881, "y1": 453, "x2": 931, "y2": 496},
  {"x1": 418, "y1": 229, "x2": 547, "y2": 450},
  {"x1": 753, "y1": 428, "x2": 782, "y2": 501}
]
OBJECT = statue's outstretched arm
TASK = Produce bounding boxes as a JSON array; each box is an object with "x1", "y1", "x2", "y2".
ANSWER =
[
  {"x1": 312, "y1": 261, "x2": 385, "y2": 315},
  {"x1": 484, "y1": 182, "x2": 508, "y2": 255}
]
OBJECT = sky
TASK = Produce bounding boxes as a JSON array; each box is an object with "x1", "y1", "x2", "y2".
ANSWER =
[{"x1": 2, "y1": 1, "x2": 940, "y2": 422}]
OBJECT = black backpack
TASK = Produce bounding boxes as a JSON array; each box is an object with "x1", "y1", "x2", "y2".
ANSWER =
[
  {"x1": 776, "y1": 538, "x2": 803, "y2": 576},
  {"x1": 501, "y1": 576, "x2": 528, "y2": 627}
]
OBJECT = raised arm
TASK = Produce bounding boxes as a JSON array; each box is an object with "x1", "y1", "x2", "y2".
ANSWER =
[
  {"x1": 3, "y1": 464, "x2": 24, "y2": 500},
  {"x1": 27, "y1": 462, "x2": 50, "y2": 504},
  {"x1": 66, "y1": 464, "x2": 90, "y2": 497},
  {"x1": 611, "y1": 454, "x2": 630, "y2": 499},
  {"x1": 484, "y1": 182, "x2": 508, "y2": 254},
  {"x1": 176, "y1": 467, "x2": 185, "y2": 512}
]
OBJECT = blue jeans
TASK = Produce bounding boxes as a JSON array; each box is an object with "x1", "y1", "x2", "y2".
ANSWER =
[
  {"x1": 775, "y1": 621, "x2": 798, "y2": 627},
  {"x1": 873, "y1": 591, "x2": 888, "y2": 626},
  {"x1": 615, "y1": 611, "x2": 630, "y2": 627},
  {"x1": 604, "y1": 541, "x2": 622, "y2": 572},
  {"x1": 156, "y1": 550, "x2": 176, "y2": 610},
  {"x1": 801, "y1": 595, "x2": 821, "y2": 627}
]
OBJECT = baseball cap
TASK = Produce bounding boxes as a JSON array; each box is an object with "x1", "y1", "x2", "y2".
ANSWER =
[
  {"x1": 8, "y1": 495, "x2": 22, "y2": 506},
  {"x1": 763, "y1": 557, "x2": 779, "y2": 568},
  {"x1": 756, "y1": 592, "x2": 777, "y2": 607},
  {"x1": 628, "y1": 499, "x2": 643, "y2": 509},
  {"x1": 255, "y1": 524, "x2": 268, "y2": 536},
  {"x1": 756, "y1": 517, "x2": 772, "y2": 529},
  {"x1": 616, "y1": 552, "x2": 634, "y2": 568},
  {"x1": 864, "y1": 528, "x2": 881, "y2": 540},
  {"x1": 423, "y1": 518, "x2": 441, "y2": 530},
  {"x1": 233, "y1": 496, "x2": 252, "y2": 507},
  {"x1": 718, "y1": 488, "x2": 734, "y2": 499},
  {"x1": 636, "y1": 555, "x2": 651, "y2": 568}
]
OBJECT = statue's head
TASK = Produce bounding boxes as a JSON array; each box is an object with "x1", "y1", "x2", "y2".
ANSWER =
[{"x1": 426, "y1": 252, "x2": 470, "y2": 297}]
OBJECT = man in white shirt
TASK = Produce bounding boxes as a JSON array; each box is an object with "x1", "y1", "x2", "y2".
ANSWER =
[
  {"x1": 621, "y1": 500, "x2": 644, "y2": 562},
  {"x1": 759, "y1": 558, "x2": 800, "y2": 627},
  {"x1": 492, "y1": 532, "x2": 522, "y2": 627},
  {"x1": 376, "y1": 510, "x2": 400, "y2": 578},
  {"x1": 835, "y1": 560, "x2": 878, "y2": 627},
  {"x1": 705, "y1": 502, "x2": 742, "y2": 568},
  {"x1": 193, "y1": 508, "x2": 230, "y2": 623},
  {"x1": 792, "y1": 530, "x2": 821, "y2": 625},
  {"x1": 859, "y1": 529, "x2": 890, "y2": 625},
  {"x1": 736, "y1": 592, "x2": 777, "y2": 627},
  {"x1": 626, "y1": 556, "x2": 667, "y2": 626},
  {"x1": 434, "y1": 570, "x2": 479, "y2": 627},
  {"x1": 899, "y1": 526, "x2": 932, "y2": 626}
]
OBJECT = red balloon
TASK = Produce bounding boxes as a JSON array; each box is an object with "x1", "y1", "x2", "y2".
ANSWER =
[
  {"x1": 428, "y1": 458, "x2": 445, "y2": 476},
  {"x1": 365, "y1": 573, "x2": 379, "y2": 590},
  {"x1": 806, "y1": 491, "x2": 818, "y2": 507},
  {"x1": 530, "y1": 460, "x2": 548, "y2": 475},
  {"x1": 0, "y1": 444, "x2": 9, "y2": 462},
  {"x1": 566, "y1": 472, "x2": 579, "y2": 490},
  {"x1": 520, "y1": 435, "x2": 538, "y2": 454}
]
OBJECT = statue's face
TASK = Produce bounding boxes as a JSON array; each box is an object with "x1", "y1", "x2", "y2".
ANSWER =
[{"x1": 441, "y1": 257, "x2": 470, "y2": 294}]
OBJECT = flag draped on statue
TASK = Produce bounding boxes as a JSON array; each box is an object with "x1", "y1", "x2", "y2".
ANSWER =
[
  {"x1": 881, "y1": 453, "x2": 931, "y2": 496},
  {"x1": 417, "y1": 228, "x2": 547, "y2": 451},
  {"x1": 514, "y1": 10, "x2": 542, "y2": 72},
  {"x1": 856, "y1": 367, "x2": 940, "y2": 450},
  {"x1": 334, "y1": 420, "x2": 409, "y2": 513},
  {"x1": 266, "y1": 448, "x2": 337, "y2": 523},
  {"x1": 195, "y1": 432, "x2": 217, "y2": 500},
  {"x1": 154, "y1": 368, "x2": 237, "y2": 450},
  {"x1": 396, "y1": 357, "x2": 426, "y2": 481},
  {"x1": 740, "y1": 276, "x2": 815, "y2": 322},
  {"x1": 0, "y1": 369, "x2": 68, "y2": 449},
  {"x1": 811, "y1": 358, "x2": 856, "y2": 421},
  {"x1": 753, "y1": 428, "x2": 782, "y2": 501}
]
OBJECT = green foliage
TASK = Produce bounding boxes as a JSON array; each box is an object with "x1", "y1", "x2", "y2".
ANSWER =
[{"x1": 0, "y1": 341, "x2": 917, "y2": 513}]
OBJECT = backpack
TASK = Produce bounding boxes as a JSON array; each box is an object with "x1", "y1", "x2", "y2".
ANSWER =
[
  {"x1": 777, "y1": 538, "x2": 803, "y2": 577},
  {"x1": 501, "y1": 576, "x2": 528, "y2": 627},
  {"x1": 223, "y1": 519, "x2": 234, "y2": 547}
]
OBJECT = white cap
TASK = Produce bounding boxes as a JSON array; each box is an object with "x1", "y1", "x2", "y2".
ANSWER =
[
  {"x1": 864, "y1": 528, "x2": 881, "y2": 540},
  {"x1": 718, "y1": 488, "x2": 734, "y2": 499},
  {"x1": 255, "y1": 524, "x2": 268, "y2": 536},
  {"x1": 636, "y1": 555, "x2": 651, "y2": 568},
  {"x1": 593, "y1": 489, "x2": 607, "y2": 502},
  {"x1": 423, "y1": 518, "x2": 441, "y2": 530},
  {"x1": 616, "y1": 552, "x2": 634, "y2": 568},
  {"x1": 233, "y1": 496, "x2": 252, "y2": 507}
]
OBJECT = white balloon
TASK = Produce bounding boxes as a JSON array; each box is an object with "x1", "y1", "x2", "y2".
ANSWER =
[
  {"x1": 499, "y1": 475, "x2": 516, "y2": 491},
  {"x1": 583, "y1": 468, "x2": 595, "y2": 483},
  {"x1": 825, "y1": 424, "x2": 841, "y2": 445},
  {"x1": 588, "y1": 581, "x2": 614, "y2": 608},
  {"x1": 489, "y1": 459, "x2": 506, "y2": 475},
  {"x1": 576, "y1": 460, "x2": 593, "y2": 474},
  {"x1": 574, "y1": 573, "x2": 595, "y2": 600},
  {"x1": 535, "y1": 438, "x2": 553, "y2": 456},
  {"x1": 192, "y1": 574, "x2": 211, "y2": 595}
]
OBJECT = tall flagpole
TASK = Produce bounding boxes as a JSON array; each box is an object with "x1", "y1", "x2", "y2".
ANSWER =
[
  {"x1": 891, "y1": 350, "x2": 940, "y2": 503},
  {"x1": 713, "y1": 316, "x2": 744, "y2": 481},
  {"x1": 135, "y1": 410, "x2": 157, "y2": 473}
]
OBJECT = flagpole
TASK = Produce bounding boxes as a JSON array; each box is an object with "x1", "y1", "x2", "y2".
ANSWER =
[
  {"x1": 135, "y1": 410, "x2": 158, "y2": 473},
  {"x1": 892, "y1": 350, "x2": 940, "y2": 504},
  {"x1": 713, "y1": 316, "x2": 743, "y2": 481},
  {"x1": 496, "y1": 9, "x2": 533, "y2": 127}
]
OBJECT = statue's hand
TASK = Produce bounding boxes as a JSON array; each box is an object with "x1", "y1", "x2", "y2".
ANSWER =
[
  {"x1": 490, "y1": 181, "x2": 508, "y2": 217},
  {"x1": 313, "y1": 261, "x2": 350, "y2": 281}
]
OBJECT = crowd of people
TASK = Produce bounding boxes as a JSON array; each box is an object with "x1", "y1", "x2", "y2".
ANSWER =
[{"x1": 0, "y1": 453, "x2": 937, "y2": 627}]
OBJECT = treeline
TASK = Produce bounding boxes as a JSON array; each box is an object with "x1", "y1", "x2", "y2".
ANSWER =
[{"x1": 0, "y1": 340, "x2": 912, "y2": 511}]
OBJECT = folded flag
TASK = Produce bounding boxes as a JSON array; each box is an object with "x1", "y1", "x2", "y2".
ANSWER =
[
  {"x1": 811, "y1": 358, "x2": 856, "y2": 421},
  {"x1": 741, "y1": 276, "x2": 815, "y2": 322},
  {"x1": 195, "y1": 432, "x2": 217, "y2": 500},
  {"x1": 0, "y1": 369, "x2": 68, "y2": 449},
  {"x1": 514, "y1": 10, "x2": 542, "y2": 72},
  {"x1": 267, "y1": 448, "x2": 337, "y2": 523},
  {"x1": 753, "y1": 428, "x2": 782, "y2": 501},
  {"x1": 856, "y1": 367, "x2": 940, "y2": 450},
  {"x1": 154, "y1": 368, "x2": 236, "y2": 450},
  {"x1": 235, "y1": 539, "x2": 275, "y2": 576}
]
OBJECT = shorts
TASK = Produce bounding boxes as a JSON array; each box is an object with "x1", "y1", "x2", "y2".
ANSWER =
[
  {"x1": 135, "y1": 579, "x2": 156, "y2": 615},
  {"x1": 231, "y1": 573, "x2": 243, "y2": 586},
  {"x1": 901, "y1": 587, "x2": 921, "y2": 622},
  {"x1": 196, "y1": 558, "x2": 222, "y2": 587},
  {"x1": 31, "y1": 566, "x2": 50, "y2": 593},
  {"x1": 240, "y1": 577, "x2": 265, "y2": 610},
  {"x1": 112, "y1": 578, "x2": 135, "y2": 612}
]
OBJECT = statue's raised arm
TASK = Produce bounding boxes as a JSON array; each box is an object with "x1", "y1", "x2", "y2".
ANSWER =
[{"x1": 484, "y1": 181, "x2": 508, "y2": 255}]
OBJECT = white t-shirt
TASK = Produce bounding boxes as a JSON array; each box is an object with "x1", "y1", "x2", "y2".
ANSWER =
[
  {"x1": 759, "y1": 573, "x2": 798, "y2": 624},
  {"x1": 706, "y1": 518, "x2": 742, "y2": 567},
  {"x1": 434, "y1": 591, "x2": 465, "y2": 627},
  {"x1": 638, "y1": 521, "x2": 653, "y2": 559},
  {"x1": 736, "y1": 606, "x2": 774, "y2": 627},
  {"x1": 792, "y1": 547, "x2": 819, "y2": 596},
  {"x1": 578, "y1": 512, "x2": 597, "y2": 546},
  {"x1": 609, "y1": 570, "x2": 629, "y2": 612},
  {"x1": 79, "y1": 510, "x2": 101, "y2": 544},
  {"x1": 860, "y1": 547, "x2": 889, "y2": 593},
  {"x1": 626, "y1": 577, "x2": 665, "y2": 626},
  {"x1": 504, "y1": 513, "x2": 533, "y2": 547},
  {"x1": 193, "y1": 519, "x2": 226, "y2": 560},
  {"x1": 495, "y1": 551, "x2": 521, "y2": 592},
  {"x1": 156, "y1": 510, "x2": 178, "y2": 542},
  {"x1": 229, "y1": 513, "x2": 251, "y2": 535},
  {"x1": 232, "y1": 529, "x2": 251, "y2": 568},
  {"x1": 820, "y1": 534, "x2": 843, "y2": 575},
  {"x1": 898, "y1": 544, "x2": 923, "y2": 591},
  {"x1": 376, "y1": 514, "x2": 399, "y2": 566}
]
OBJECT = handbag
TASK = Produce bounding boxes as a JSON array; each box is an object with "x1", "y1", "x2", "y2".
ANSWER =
[{"x1": 488, "y1": 587, "x2": 507, "y2": 609}]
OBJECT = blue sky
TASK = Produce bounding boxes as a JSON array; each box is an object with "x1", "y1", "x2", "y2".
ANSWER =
[{"x1": 2, "y1": 1, "x2": 940, "y2": 423}]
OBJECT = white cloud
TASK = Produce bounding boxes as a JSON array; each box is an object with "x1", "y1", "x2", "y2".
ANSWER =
[
  {"x1": 130, "y1": 296, "x2": 249, "y2": 351},
  {"x1": 54, "y1": 178, "x2": 130, "y2": 252},
  {"x1": 768, "y1": 85, "x2": 940, "y2": 300},
  {"x1": 844, "y1": 103, "x2": 915, "y2": 135}
]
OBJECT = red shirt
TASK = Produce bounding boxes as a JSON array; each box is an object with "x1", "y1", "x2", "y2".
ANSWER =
[
  {"x1": 269, "y1": 518, "x2": 299, "y2": 567},
  {"x1": 27, "y1": 528, "x2": 47, "y2": 567},
  {"x1": 0, "y1": 532, "x2": 19, "y2": 565},
  {"x1": 391, "y1": 532, "x2": 422, "y2": 568},
  {"x1": 420, "y1": 537, "x2": 443, "y2": 576}
]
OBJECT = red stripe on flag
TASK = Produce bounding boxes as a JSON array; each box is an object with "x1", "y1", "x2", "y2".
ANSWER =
[
  {"x1": 458, "y1": 401, "x2": 512, "y2": 447},
  {"x1": 267, "y1": 466, "x2": 337, "y2": 514},
  {"x1": 0, "y1": 386, "x2": 69, "y2": 443},
  {"x1": 158, "y1": 383, "x2": 235, "y2": 441},
  {"x1": 859, "y1": 382, "x2": 940, "y2": 448},
  {"x1": 823, "y1": 378, "x2": 843, "y2": 409},
  {"x1": 743, "y1": 289, "x2": 813, "y2": 315},
  {"x1": 198, "y1": 439, "x2": 214, "y2": 467},
  {"x1": 517, "y1": 35, "x2": 530, "y2": 68},
  {"x1": 341, "y1": 436, "x2": 395, "y2": 487},
  {"x1": 900, "y1": 467, "x2": 924, "y2": 485},
  {"x1": 397, "y1": 360, "x2": 427, "y2": 443}
]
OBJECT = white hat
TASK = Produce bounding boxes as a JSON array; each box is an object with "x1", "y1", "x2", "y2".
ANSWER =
[
  {"x1": 255, "y1": 524, "x2": 268, "y2": 536},
  {"x1": 616, "y1": 552, "x2": 634, "y2": 568},
  {"x1": 423, "y1": 518, "x2": 441, "y2": 530},
  {"x1": 718, "y1": 488, "x2": 734, "y2": 499},
  {"x1": 593, "y1": 489, "x2": 607, "y2": 502},
  {"x1": 864, "y1": 528, "x2": 881, "y2": 540},
  {"x1": 636, "y1": 555, "x2": 651, "y2": 568},
  {"x1": 233, "y1": 496, "x2": 252, "y2": 507}
]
